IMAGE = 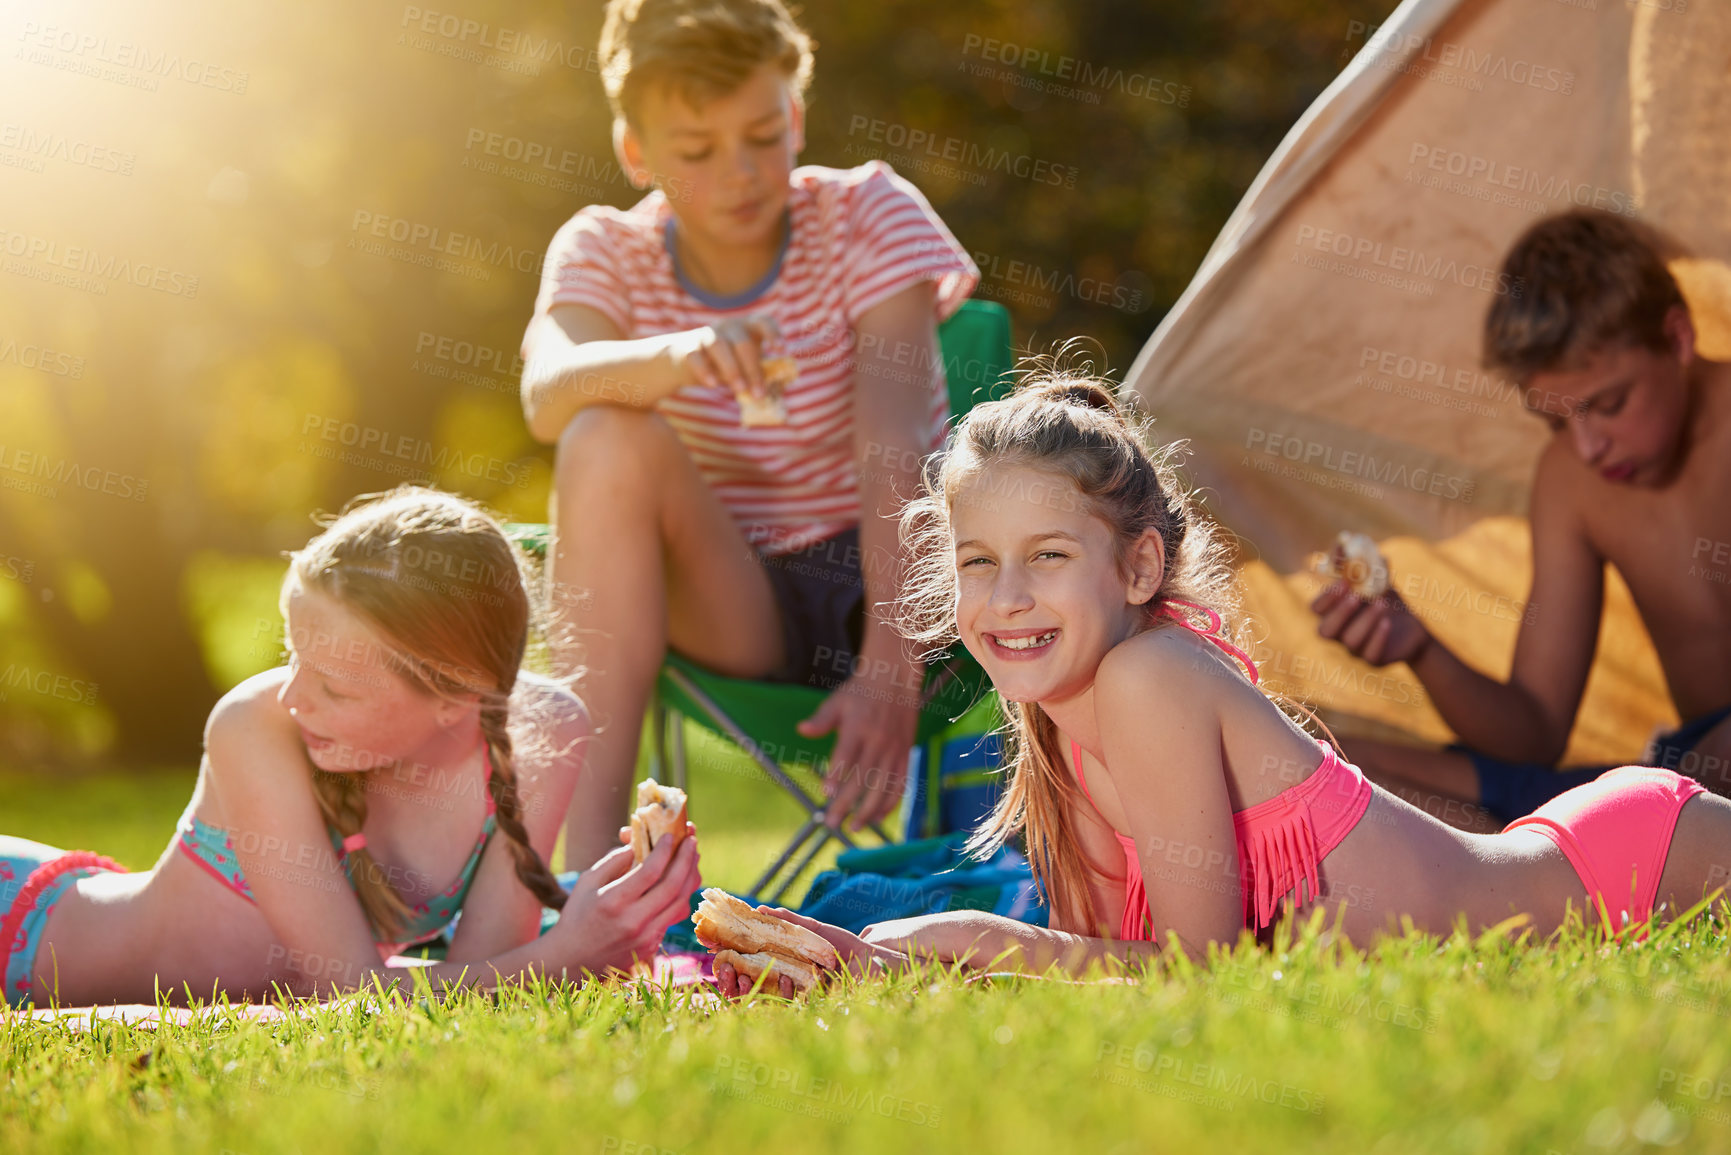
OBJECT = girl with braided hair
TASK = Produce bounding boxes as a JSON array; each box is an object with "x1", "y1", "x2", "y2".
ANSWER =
[{"x1": 2, "y1": 486, "x2": 699, "y2": 1007}]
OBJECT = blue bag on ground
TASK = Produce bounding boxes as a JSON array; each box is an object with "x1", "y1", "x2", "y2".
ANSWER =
[{"x1": 794, "y1": 832, "x2": 1047, "y2": 933}]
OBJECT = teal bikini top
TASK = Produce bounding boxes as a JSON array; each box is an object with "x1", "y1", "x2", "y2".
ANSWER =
[{"x1": 175, "y1": 753, "x2": 498, "y2": 950}]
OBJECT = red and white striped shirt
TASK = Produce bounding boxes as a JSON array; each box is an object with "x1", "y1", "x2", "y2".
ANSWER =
[{"x1": 531, "y1": 160, "x2": 979, "y2": 556}]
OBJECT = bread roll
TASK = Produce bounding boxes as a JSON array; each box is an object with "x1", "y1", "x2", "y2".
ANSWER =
[
  {"x1": 1326, "y1": 531, "x2": 1390, "y2": 599},
  {"x1": 628, "y1": 779, "x2": 688, "y2": 865},
  {"x1": 693, "y1": 888, "x2": 840, "y2": 970},
  {"x1": 762, "y1": 354, "x2": 796, "y2": 390},
  {"x1": 738, "y1": 356, "x2": 793, "y2": 426}
]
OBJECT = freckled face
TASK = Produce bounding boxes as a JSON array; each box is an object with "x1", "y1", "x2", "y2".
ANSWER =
[
  {"x1": 950, "y1": 464, "x2": 1144, "y2": 705},
  {"x1": 276, "y1": 582, "x2": 449, "y2": 772}
]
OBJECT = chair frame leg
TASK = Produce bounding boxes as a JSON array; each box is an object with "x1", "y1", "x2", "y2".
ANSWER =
[
  {"x1": 748, "y1": 815, "x2": 830, "y2": 904},
  {"x1": 662, "y1": 665, "x2": 896, "y2": 902},
  {"x1": 655, "y1": 654, "x2": 983, "y2": 904},
  {"x1": 650, "y1": 692, "x2": 671, "y2": 785},
  {"x1": 761, "y1": 822, "x2": 836, "y2": 907},
  {"x1": 667, "y1": 703, "x2": 688, "y2": 794}
]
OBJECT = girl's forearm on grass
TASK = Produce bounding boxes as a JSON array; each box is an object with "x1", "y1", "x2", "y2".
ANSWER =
[{"x1": 890, "y1": 915, "x2": 1157, "y2": 976}]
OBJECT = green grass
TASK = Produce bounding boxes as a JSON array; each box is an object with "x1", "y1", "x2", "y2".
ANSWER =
[{"x1": 10, "y1": 740, "x2": 1731, "y2": 1153}]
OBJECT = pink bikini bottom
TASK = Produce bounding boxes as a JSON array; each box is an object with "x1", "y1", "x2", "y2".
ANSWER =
[{"x1": 1503, "y1": 765, "x2": 1707, "y2": 934}]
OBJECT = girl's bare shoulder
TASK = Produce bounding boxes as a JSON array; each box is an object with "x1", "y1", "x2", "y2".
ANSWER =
[
  {"x1": 198, "y1": 669, "x2": 323, "y2": 829},
  {"x1": 505, "y1": 674, "x2": 594, "y2": 789},
  {"x1": 510, "y1": 673, "x2": 592, "y2": 744},
  {"x1": 1095, "y1": 624, "x2": 1240, "y2": 710},
  {"x1": 495, "y1": 676, "x2": 591, "y2": 844},
  {"x1": 203, "y1": 666, "x2": 295, "y2": 745}
]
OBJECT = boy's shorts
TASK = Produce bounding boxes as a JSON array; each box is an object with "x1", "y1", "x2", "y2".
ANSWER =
[
  {"x1": 756, "y1": 526, "x2": 867, "y2": 691},
  {"x1": 1456, "y1": 702, "x2": 1731, "y2": 824}
]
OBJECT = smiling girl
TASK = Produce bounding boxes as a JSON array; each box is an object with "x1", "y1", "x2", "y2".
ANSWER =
[
  {"x1": 2, "y1": 486, "x2": 700, "y2": 1008},
  {"x1": 719, "y1": 375, "x2": 1731, "y2": 991}
]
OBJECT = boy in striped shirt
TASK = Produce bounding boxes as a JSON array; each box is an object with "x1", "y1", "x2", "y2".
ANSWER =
[{"x1": 520, "y1": 0, "x2": 979, "y2": 873}]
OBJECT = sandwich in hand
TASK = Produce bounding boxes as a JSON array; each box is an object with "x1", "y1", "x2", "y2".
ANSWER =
[
  {"x1": 694, "y1": 888, "x2": 839, "y2": 995},
  {"x1": 1319, "y1": 531, "x2": 1390, "y2": 599},
  {"x1": 738, "y1": 355, "x2": 794, "y2": 427},
  {"x1": 629, "y1": 778, "x2": 688, "y2": 865}
]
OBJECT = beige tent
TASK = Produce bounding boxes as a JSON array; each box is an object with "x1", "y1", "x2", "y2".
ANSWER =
[{"x1": 1124, "y1": 0, "x2": 1731, "y2": 761}]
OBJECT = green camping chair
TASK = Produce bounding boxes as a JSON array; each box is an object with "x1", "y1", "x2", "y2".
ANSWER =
[{"x1": 509, "y1": 299, "x2": 1014, "y2": 902}]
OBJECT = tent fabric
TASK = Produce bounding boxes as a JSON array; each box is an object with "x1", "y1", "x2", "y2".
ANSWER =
[{"x1": 1124, "y1": 0, "x2": 1730, "y2": 760}]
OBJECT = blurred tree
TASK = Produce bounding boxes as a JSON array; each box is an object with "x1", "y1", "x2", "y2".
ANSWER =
[{"x1": 0, "y1": 0, "x2": 1394, "y2": 767}]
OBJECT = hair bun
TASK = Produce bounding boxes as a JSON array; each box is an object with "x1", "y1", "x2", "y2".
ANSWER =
[{"x1": 1025, "y1": 377, "x2": 1123, "y2": 419}]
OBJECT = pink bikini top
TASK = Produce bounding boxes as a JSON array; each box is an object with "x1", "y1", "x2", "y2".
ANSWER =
[{"x1": 1070, "y1": 600, "x2": 1374, "y2": 941}]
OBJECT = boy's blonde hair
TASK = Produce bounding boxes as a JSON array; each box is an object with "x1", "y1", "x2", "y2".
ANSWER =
[
  {"x1": 897, "y1": 363, "x2": 1240, "y2": 937},
  {"x1": 598, "y1": 0, "x2": 815, "y2": 127}
]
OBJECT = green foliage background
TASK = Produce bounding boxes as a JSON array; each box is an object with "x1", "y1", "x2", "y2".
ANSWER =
[{"x1": 0, "y1": 0, "x2": 1393, "y2": 765}]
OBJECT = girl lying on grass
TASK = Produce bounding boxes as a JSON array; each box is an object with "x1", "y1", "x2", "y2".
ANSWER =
[
  {"x1": 2, "y1": 487, "x2": 700, "y2": 1009},
  {"x1": 717, "y1": 373, "x2": 1731, "y2": 996}
]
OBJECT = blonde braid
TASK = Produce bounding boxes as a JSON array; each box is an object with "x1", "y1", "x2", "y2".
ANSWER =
[
  {"x1": 310, "y1": 768, "x2": 416, "y2": 940},
  {"x1": 480, "y1": 701, "x2": 568, "y2": 911}
]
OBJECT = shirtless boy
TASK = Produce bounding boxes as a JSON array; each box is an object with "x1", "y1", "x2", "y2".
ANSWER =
[{"x1": 1314, "y1": 209, "x2": 1731, "y2": 831}]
